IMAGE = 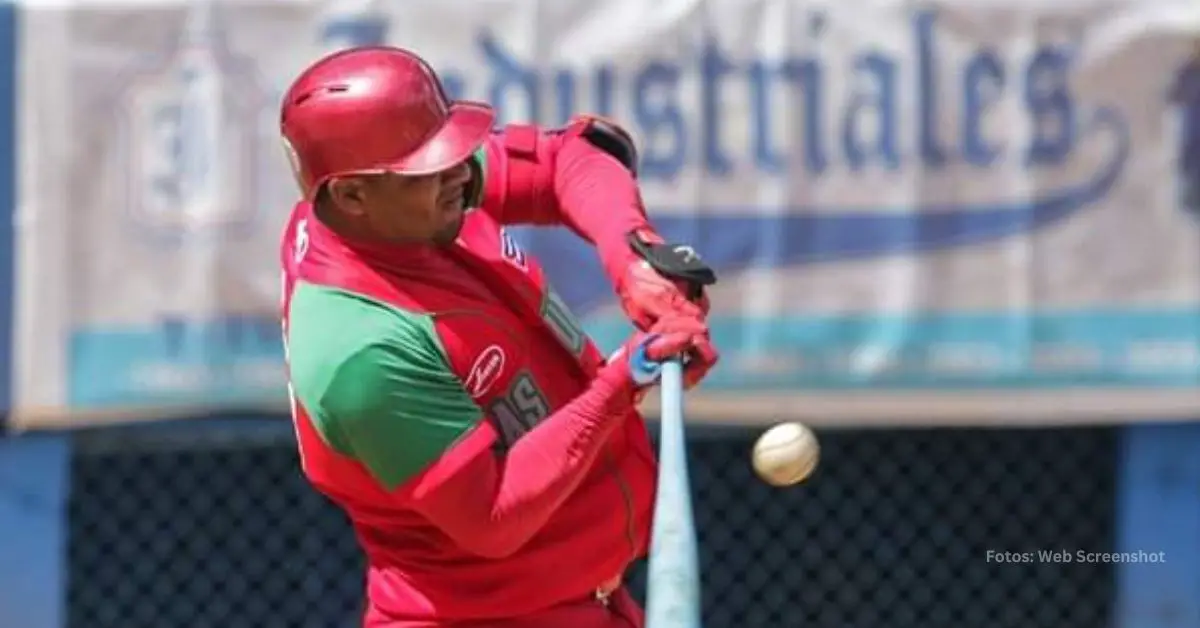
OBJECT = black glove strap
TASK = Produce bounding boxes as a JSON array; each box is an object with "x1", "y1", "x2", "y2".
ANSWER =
[{"x1": 626, "y1": 231, "x2": 717, "y2": 301}]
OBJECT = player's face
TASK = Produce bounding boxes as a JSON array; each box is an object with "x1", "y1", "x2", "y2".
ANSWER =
[
  {"x1": 377, "y1": 160, "x2": 473, "y2": 245},
  {"x1": 333, "y1": 160, "x2": 473, "y2": 246}
]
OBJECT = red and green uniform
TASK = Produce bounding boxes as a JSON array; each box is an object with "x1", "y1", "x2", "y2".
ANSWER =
[{"x1": 280, "y1": 124, "x2": 659, "y2": 626}]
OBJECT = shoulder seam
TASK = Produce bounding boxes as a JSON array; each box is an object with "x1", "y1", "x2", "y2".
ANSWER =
[{"x1": 294, "y1": 280, "x2": 418, "y2": 316}]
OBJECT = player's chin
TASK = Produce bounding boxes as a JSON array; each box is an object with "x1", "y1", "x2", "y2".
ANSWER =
[{"x1": 432, "y1": 209, "x2": 466, "y2": 245}]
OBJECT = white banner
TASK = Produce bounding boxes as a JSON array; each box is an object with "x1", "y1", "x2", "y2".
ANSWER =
[{"x1": 11, "y1": 0, "x2": 1200, "y2": 429}]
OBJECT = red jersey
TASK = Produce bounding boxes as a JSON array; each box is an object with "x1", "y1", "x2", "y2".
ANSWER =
[{"x1": 279, "y1": 126, "x2": 658, "y2": 625}]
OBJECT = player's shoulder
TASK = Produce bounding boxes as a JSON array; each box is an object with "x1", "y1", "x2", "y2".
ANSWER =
[
  {"x1": 287, "y1": 282, "x2": 481, "y2": 468},
  {"x1": 287, "y1": 281, "x2": 450, "y2": 395}
]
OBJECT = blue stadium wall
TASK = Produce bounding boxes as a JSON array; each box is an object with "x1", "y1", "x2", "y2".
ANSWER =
[{"x1": 3, "y1": 419, "x2": 1200, "y2": 628}]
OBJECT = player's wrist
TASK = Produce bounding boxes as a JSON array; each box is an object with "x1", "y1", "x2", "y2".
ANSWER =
[
  {"x1": 599, "y1": 226, "x2": 659, "y2": 286},
  {"x1": 627, "y1": 334, "x2": 665, "y2": 385},
  {"x1": 593, "y1": 356, "x2": 643, "y2": 403}
]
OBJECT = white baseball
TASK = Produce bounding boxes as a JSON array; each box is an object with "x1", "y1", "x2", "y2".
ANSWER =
[{"x1": 751, "y1": 422, "x2": 820, "y2": 487}]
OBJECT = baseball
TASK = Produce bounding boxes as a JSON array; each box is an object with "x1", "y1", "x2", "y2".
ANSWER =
[{"x1": 751, "y1": 422, "x2": 820, "y2": 487}]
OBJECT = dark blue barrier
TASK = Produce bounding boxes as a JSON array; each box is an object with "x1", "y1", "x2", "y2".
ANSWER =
[
  {"x1": 1115, "y1": 423, "x2": 1200, "y2": 628},
  {"x1": 65, "y1": 419, "x2": 1118, "y2": 628},
  {"x1": 0, "y1": 434, "x2": 69, "y2": 628}
]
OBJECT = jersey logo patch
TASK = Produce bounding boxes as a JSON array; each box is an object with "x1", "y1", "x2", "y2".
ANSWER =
[
  {"x1": 500, "y1": 228, "x2": 527, "y2": 269},
  {"x1": 465, "y1": 345, "x2": 506, "y2": 399}
]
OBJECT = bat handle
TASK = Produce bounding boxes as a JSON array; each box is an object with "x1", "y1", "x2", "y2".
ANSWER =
[{"x1": 660, "y1": 359, "x2": 685, "y2": 418}]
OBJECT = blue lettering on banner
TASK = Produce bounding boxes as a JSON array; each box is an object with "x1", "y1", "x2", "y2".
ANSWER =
[
  {"x1": 282, "y1": 9, "x2": 1170, "y2": 394},
  {"x1": 62, "y1": 8, "x2": 1177, "y2": 411},
  {"x1": 316, "y1": 9, "x2": 1127, "y2": 329},
  {"x1": 454, "y1": 12, "x2": 1097, "y2": 182},
  {"x1": 320, "y1": 10, "x2": 1128, "y2": 284}
]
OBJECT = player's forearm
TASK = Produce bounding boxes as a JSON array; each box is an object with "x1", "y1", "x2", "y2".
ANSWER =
[
  {"x1": 488, "y1": 125, "x2": 654, "y2": 280},
  {"x1": 411, "y1": 363, "x2": 638, "y2": 558},
  {"x1": 552, "y1": 135, "x2": 654, "y2": 282}
]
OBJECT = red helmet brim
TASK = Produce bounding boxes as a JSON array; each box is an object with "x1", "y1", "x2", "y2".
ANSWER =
[{"x1": 386, "y1": 100, "x2": 496, "y2": 176}]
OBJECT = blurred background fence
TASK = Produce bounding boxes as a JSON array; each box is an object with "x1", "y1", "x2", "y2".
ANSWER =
[
  {"x1": 59, "y1": 420, "x2": 1122, "y2": 628},
  {"x1": 2, "y1": 0, "x2": 1200, "y2": 627}
]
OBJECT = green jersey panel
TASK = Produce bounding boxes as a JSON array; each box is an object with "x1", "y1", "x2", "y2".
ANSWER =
[{"x1": 287, "y1": 281, "x2": 484, "y2": 490}]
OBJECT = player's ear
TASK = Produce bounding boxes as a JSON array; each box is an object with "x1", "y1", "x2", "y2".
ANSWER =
[{"x1": 327, "y1": 177, "x2": 369, "y2": 217}]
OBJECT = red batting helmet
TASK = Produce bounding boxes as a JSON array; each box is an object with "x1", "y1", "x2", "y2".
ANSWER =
[{"x1": 280, "y1": 46, "x2": 495, "y2": 199}]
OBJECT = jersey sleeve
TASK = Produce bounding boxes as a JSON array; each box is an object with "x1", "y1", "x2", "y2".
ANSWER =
[
  {"x1": 319, "y1": 337, "x2": 484, "y2": 490},
  {"x1": 287, "y1": 283, "x2": 642, "y2": 558},
  {"x1": 475, "y1": 123, "x2": 654, "y2": 285},
  {"x1": 477, "y1": 126, "x2": 559, "y2": 225},
  {"x1": 286, "y1": 281, "x2": 483, "y2": 490}
]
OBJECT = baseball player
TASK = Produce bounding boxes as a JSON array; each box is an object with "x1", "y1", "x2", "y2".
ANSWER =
[{"x1": 277, "y1": 46, "x2": 719, "y2": 627}]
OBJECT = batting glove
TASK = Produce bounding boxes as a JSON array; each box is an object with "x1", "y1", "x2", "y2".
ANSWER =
[
  {"x1": 616, "y1": 314, "x2": 719, "y2": 390},
  {"x1": 614, "y1": 229, "x2": 716, "y2": 332}
]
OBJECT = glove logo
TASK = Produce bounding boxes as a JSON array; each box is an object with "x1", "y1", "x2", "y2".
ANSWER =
[
  {"x1": 672, "y1": 245, "x2": 700, "y2": 263},
  {"x1": 465, "y1": 345, "x2": 507, "y2": 399}
]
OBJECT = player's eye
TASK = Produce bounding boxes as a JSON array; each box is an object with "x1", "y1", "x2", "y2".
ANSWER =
[{"x1": 390, "y1": 172, "x2": 436, "y2": 188}]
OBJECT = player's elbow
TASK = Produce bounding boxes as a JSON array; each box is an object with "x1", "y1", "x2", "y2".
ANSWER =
[
  {"x1": 457, "y1": 529, "x2": 533, "y2": 559},
  {"x1": 424, "y1": 515, "x2": 536, "y2": 559},
  {"x1": 568, "y1": 117, "x2": 639, "y2": 173}
]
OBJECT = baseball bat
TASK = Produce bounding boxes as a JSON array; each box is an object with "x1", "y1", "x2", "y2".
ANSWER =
[{"x1": 644, "y1": 359, "x2": 703, "y2": 628}]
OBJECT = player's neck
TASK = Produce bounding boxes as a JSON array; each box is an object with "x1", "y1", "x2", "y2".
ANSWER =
[{"x1": 314, "y1": 204, "x2": 441, "y2": 266}]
